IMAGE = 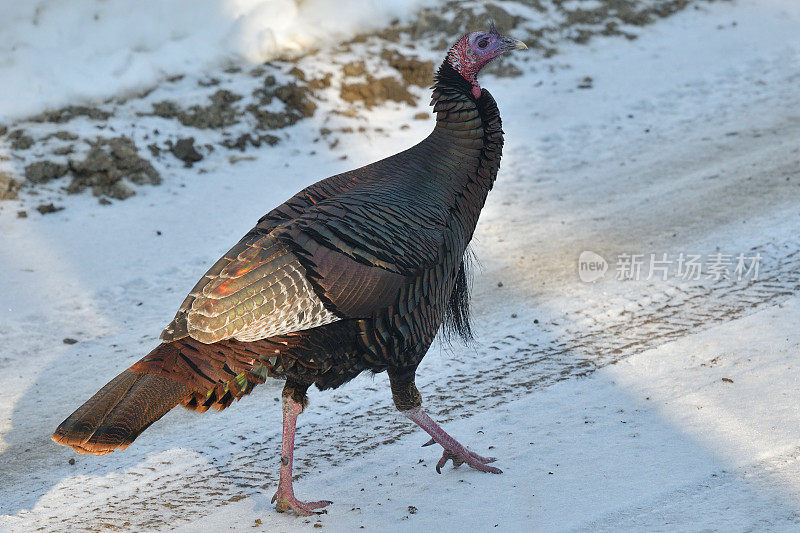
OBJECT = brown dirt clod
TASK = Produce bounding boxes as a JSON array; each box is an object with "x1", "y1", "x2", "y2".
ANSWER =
[
  {"x1": 36, "y1": 203, "x2": 64, "y2": 215},
  {"x1": 0, "y1": 171, "x2": 22, "y2": 199},
  {"x1": 170, "y1": 138, "x2": 203, "y2": 167},
  {"x1": 151, "y1": 89, "x2": 243, "y2": 129},
  {"x1": 68, "y1": 136, "x2": 160, "y2": 199},
  {"x1": 25, "y1": 161, "x2": 68, "y2": 184},
  {"x1": 341, "y1": 76, "x2": 416, "y2": 108}
]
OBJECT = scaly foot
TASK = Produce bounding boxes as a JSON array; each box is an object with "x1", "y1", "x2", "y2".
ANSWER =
[
  {"x1": 423, "y1": 437, "x2": 502, "y2": 473},
  {"x1": 404, "y1": 407, "x2": 503, "y2": 475},
  {"x1": 435, "y1": 447, "x2": 501, "y2": 474},
  {"x1": 272, "y1": 490, "x2": 332, "y2": 516}
]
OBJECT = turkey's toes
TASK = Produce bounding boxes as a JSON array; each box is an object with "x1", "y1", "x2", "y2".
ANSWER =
[
  {"x1": 468, "y1": 450, "x2": 497, "y2": 464},
  {"x1": 435, "y1": 448, "x2": 503, "y2": 474},
  {"x1": 271, "y1": 491, "x2": 332, "y2": 516}
]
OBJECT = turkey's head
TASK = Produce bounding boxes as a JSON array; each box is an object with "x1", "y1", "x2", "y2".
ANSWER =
[{"x1": 446, "y1": 25, "x2": 527, "y2": 99}]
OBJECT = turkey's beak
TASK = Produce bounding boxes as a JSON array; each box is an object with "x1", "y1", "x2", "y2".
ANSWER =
[{"x1": 501, "y1": 36, "x2": 528, "y2": 52}]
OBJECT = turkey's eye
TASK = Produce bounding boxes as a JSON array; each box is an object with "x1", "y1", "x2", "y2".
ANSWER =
[{"x1": 477, "y1": 38, "x2": 489, "y2": 49}]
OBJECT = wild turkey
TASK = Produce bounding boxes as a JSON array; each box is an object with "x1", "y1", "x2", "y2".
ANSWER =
[{"x1": 53, "y1": 27, "x2": 527, "y2": 516}]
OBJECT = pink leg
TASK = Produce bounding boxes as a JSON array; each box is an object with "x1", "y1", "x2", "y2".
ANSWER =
[
  {"x1": 404, "y1": 406, "x2": 502, "y2": 474},
  {"x1": 271, "y1": 394, "x2": 332, "y2": 515}
]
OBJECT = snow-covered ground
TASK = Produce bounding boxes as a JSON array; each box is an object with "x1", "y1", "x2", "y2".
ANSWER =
[
  {"x1": 2, "y1": 0, "x2": 800, "y2": 531},
  {"x1": 0, "y1": 0, "x2": 428, "y2": 122}
]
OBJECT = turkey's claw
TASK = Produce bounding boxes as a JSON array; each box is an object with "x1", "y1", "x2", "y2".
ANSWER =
[
  {"x1": 435, "y1": 448, "x2": 501, "y2": 474},
  {"x1": 271, "y1": 490, "x2": 331, "y2": 516},
  {"x1": 404, "y1": 407, "x2": 502, "y2": 475}
]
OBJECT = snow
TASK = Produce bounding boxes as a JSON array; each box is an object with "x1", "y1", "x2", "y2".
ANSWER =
[
  {"x1": 0, "y1": 0, "x2": 428, "y2": 122},
  {"x1": 2, "y1": 0, "x2": 800, "y2": 531},
  {"x1": 558, "y1": 0, "x2": 603, "y2": 10}
]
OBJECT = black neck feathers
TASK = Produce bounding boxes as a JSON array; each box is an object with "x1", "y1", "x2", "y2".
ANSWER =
[
  {"x1": 431, "y1": 60, "x2": 502, "y2": 137},
  {"x1": 430, "y1": 60, "x2": 503, "y2": 190},
  {"x1": 433, "y1": 60, "x2": 474, "y2": 97}
]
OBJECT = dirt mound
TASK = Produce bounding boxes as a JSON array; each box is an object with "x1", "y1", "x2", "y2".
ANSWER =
[
  {"x1": 150, "y1": 90, "x2": 243, "y2": 129},
  {"x1": 64, "y1": 137, "x2": 161, "y2": 199}
]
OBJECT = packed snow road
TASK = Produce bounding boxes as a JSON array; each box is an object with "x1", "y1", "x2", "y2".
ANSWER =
[{"x1": 1, "y1": 1, "x2": 799, "y2": 531}]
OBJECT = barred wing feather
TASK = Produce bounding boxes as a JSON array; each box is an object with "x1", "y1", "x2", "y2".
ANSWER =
[{"x1": 161, "y1": 232, "x2": 339, "y2": 344}]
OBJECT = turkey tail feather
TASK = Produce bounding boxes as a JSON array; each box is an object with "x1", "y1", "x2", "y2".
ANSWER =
[
  {"x1": 52, "y1": 369, "x2": 189, "y2": 455},
  {"x1": 53, "y1": 337, "x2": 271, "y2": 455}
]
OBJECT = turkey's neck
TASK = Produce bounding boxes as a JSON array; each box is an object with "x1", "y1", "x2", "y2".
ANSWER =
[
  {"x1": 430, "y1": 61, "x2": 503, "y2": 189},
  {"x1": 427, "y1": 60, "x2": 504, "y2": 232}
]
